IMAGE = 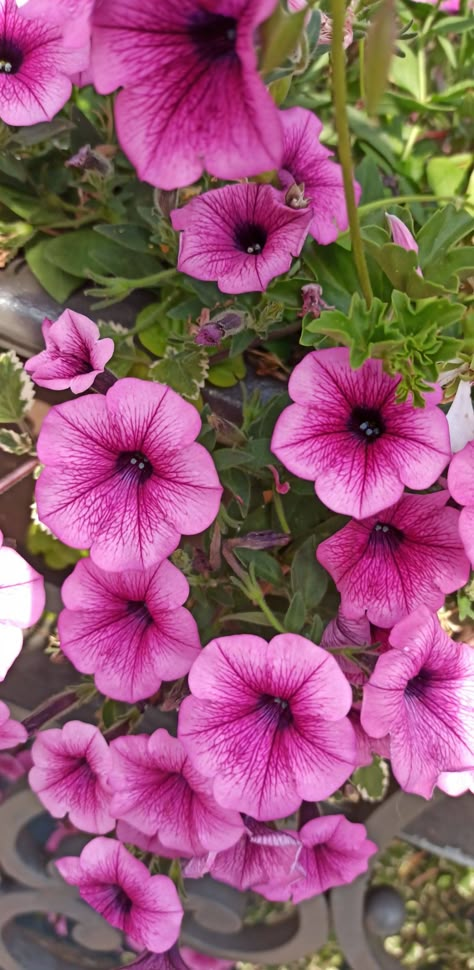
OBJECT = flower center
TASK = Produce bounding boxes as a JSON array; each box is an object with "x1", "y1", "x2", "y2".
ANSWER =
[
  {"x1": 188, "y1": 13, "x2": 238, "y2": 60},
  {"x1": 404, "y1": 670, "x2": 431, "y2": 701},
  {"x1": 116, "y1": 451, "x2": 153, "y2": 484},
  {"x1": 259, "y1": 694, "x2": 293, "y2": 728},
  {"x1": 126, "y1": 600, "x2": 152, "y2": 625},
  {"x1": 0, "y1": 42, "x2": 23, "y2": 75},
  {"x1": 108, "y1": 885, "x2": 133, "y2": 917},
  {"x1": 235, "y1": 223, "x2": 268, "y2": 255},
  {"x1": 372, "y1": 521, "x2": 404, "y2": 551},
  {"x1": 348, "y1": 406, "x2": 385, "y2": 442}
]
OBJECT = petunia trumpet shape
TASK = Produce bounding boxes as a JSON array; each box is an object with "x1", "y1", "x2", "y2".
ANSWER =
[
  {"x1": 172, "y1": 182, "x2": 312, "y2": 294},
  {"x1": 0, "y1": 530, "x2": 45, "y2": 680},
  {"x1": 19, "y1": 0, "x2": 95, "y2": 50},
  {"x1": 35, "y1": 378, "x2": 222, "y2": 572},
  {"x1": 361, "y1": 608, "x2": 474, "y2": 798},
  {"x1": 108, "y1": 729, "x2": 244, "y2": 856},
  {"x1": 263, "y1": 815, "x2": 377, "y2": 902},
  {"x1": 278, "y1": 108, "x2": 359, "y2": 244},
  {"x1": 271, "y1": 348, "x2": 451, "y2": 520},
  {"x1": 447, "y1": 439, "x2": 474, "y2": 566},
  {"x1": 317, "y1": 490, "x2": 469, "y2": 628},
  {"x1": 0, "y1": 0, "x2": 87, "y2": 125},
  {"x1": 29, "y1": 721, "x2": 115, "y2": 834},
  {"x1": 25, "y1": 311, "x2": 114, "y2": 393},
  {"x1": 178, "y1": 633, "x2": 356, "y2": 821},
  {"x1": 58, "y1": 557, "x2": 201, "y2": 702},
  {"x1": 0, "y1": 700, "x2": 27, "y2": 750},
  {"x1": 91, "y1": 0, "x2": 283, "y2": 189},
  {"x1": 56, "y1": 838, "x2": 183, "y2": 952},
  {"x1": 386, "y1": 213, "x2": 422, "y2": 276}
]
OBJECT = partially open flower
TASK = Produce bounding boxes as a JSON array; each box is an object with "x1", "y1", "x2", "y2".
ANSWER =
[{"x1": 25, "y1": 310, "x2": 114, "y2": 394}]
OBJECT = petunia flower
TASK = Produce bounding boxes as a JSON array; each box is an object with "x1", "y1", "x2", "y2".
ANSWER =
[
  {"x1": 446, "y1": 380, "x2": 474, "y2": 454},
  {"x1": 0, "y1": 0, "x2": 87, "y2": 125},
  {"x1": 321, "y1": 609, "x2": 372, "y2": 687},
  {"x1": 35, "y1": 378, "x2": 223, "y2": 572},
  {"x1": 0, "y1": 530, "x2": 45, "y2": 681},
  {"x1": 18, "y1": 0, "x2": 94, "y2": 50},
  {"x1": 386, "y1": 213, "x2": 422, "y2": 276},
  {"x1": 109, "y1": 948, "x2": 195, "y2": 970},
  {"x1": 58, "y1": 557, "x2": 201, "y2": 703},
  {"x1": 262, "y1": 815, "x2": 377, "y2": 903},
  {"x1": 181, "y1": 949, "x2": 234, "y2": 970},
  {"x1": 25, "y1": 310, "x2": 115, "y2": 394},
  {"x1": 29, "y1": 721, "x2": 115, "y2": 834},
  {"x1": 178, "y1": 632, "x2": 356, "y2": 821},
  {"x1": 91, "y1": 0, "x2": 283, "y2": 189},
  {"x1": 0, "y1": 700, "x2": 27, "y2": 750},
  {"x1": 56, "y1": 838, "x2": 183, "y2": 952},
  {"x1": 361, "y1": 608, "x2": 474, "y2": 798},
  {"x1": 117, "y1": 820, "x2": 184, "y2": 860},
  {"x1": 278, "y1": 108, "x2": 359, "y2": 245},
  {"x1": 171, "y1": 182, "x2": 312, "y2": 295},
  {"x1": 437, "y1": 769, "x2": 474, "y2": 797},
  {"x1": 271, "y1": 348, "x2": 451, "y2": 520},
  {"x1": 447, "y1": 439, "x2": 474, "y2": 566},
  {"x1": 317, "y1": 491, "x2": 469, "y2": 628},
  {"x1": 108, "y1": 729, "x2": 244, "y2": 856}
]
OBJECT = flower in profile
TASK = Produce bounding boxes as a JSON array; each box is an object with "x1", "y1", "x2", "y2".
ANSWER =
[
  {"x1": 278, "y1": 108, "x2": 360, "y2": 245},
  {"x1": 36, "y1": 378, "x2": 222, "y2": 572},
  {"x1": 108, "y1": 728, "x2": 244, "y2": 855},
  {"x1": 0, "y1": 700, "x2": 27, "y2": 750},
  {"x1": 0, "y1": 0, "x2": 87, "y2": 125},
  {"x1": 271, "y1": 348, "x2": 451, "y2": 520},
  {"x1": 29, "y1": 721, "x2": 114, "y2": 834},
  {"x1": 317, "y1": 491, "x2": 469, "y2": 628},
  {"x1": 18, "y1": 0, "x2": 94, "y2": 50},
  {"x1": 448, "y1": 440, "x2": 474, "y2": 566},
  {"x1": 56, "y1": 838, "x2": 183, "y2": 952},
  {"x1": 25, "y1": 310, "x2": 114, "y2": 394},
  {"x1": 91, "y1": 0, "x2": 283, "y2": 189},
  {"x1": 179, "y1": 633, "x2": 356, "y2": 820},
  {"x1": 361, "y1": 608, "x2": 474, "y2": 798},
  {"x1": 263, "y1": 815, "x2": 377, "y2": 902},
  {"x1": 446, "y1": 380, "x2": 474, "y2": 454},
  {"x1": 171, "y1": 183, "x2": 312, "y2": 295},
  {"x1": 184, "y1": 816, "x2": 303, "y2": 899},
  {"x1": 386, "y1": 213, "x2": 422, "y2": 276},
  {"x1": 0, "y1": 530, "x2": 45, "y2": 680},
  {"x1": 58, "y1": 557, "x2": 200, "y2": 702}
]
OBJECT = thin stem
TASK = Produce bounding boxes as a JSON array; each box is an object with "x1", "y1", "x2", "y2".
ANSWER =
[
  {"x1": 251, "y1": 585, "x2": 286, "y2": 634},
  {"x1": 358, "y1": 193, "x2": 460, "y2": 215},
  {"x1": 0, "y1": 457, "x2": 37, "y2": 497},
  {"x1": 331, "y1": 0, "x2": 373, "y2": 307},
  {"x1": 273, "y1": 488, "x2": 291, "y2": 535}
]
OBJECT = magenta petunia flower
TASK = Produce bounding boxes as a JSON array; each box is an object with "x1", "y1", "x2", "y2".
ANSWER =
[
  {"x1": 317, "y1": 491, "x2": 469, "y2": 628},
  {"x1": 0, "y1": 530, "x2": 45, "y2": 681},
  {"x1": 448, "y1": 439, "x2": 474, "y2": 566},
  {"x1": 56, "y1": 838, "x2": 183, "y2": 952},
  {"x1": 91, "y1": 0, "x2": 283, "y2": 190},
  {"x1": 178, "y1": 633, "x2": 356, "y2": 821},
  {"x1": 181, "y1": 949, "x2": 234, "y2": 970},
  {"x1": 446, "y1": 381, "x2": 474, "y2": 454},
  {"x1": 29, "y1": 721, "x2": 115, "y2": 834},
  {"x1": 321, "y1": 609, "x2": 371, "y2": 687},
  {"x1": 437, "y1": 769, "x2": 474, "y2": 797},
  {"x1": 184, "y1": 816, "x2": 302, "y2": 899},
  {"x1": 25, "y1": 311, "x2": 114, "y2": 394},
  {"x1": 278, "y1": 108, "x2": 360, "y2": 245},
  {"x1": 35, "y1": 378, "x2": 222, "y2": 572},
  {"x1": 0, "y1": 700, "x2": 27, "y2": 750},
  {"x1": 117, "y1": 820, "x2": 183, "y2": 860},
  {"x1": 108, "y1": 729, "x2": 244, "y2": 855},
  {"x1": 110, "y1": 948, "x2": 193, "y2": 970},
  {"x1": 0, "y1": 0, "x2": 87, "y2": 125},
  {"x1": 58, "y1": 557, "x2": 200, "y2": 702},
  {"x1": 171, "y1": 182, "x2": 312, "y2": 295},
  {"x1": 271, "y1": 348, "x2": 451, "y2": 520},
  {"x1": 361, "y1": 608, "x2": 474, "y2": 798},
  {"x1": 19, "y1": 0, "x2": 94, "y2": 50},
  {"x1": 263, "y1": 815, "x2": 377, "y2": 903}
]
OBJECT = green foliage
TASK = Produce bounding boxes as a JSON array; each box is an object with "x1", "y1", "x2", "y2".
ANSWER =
[
  {"x1": 0, "y1": 351, "x2": 35, "y2": 423},
  {"x1": 150, "y1": 348, "x2": 209, "y2": 400},
  {"x1": 27, "y1": 522, "x2": 86, "y2": 570},
  {"x1": 0, "y1": 428, "x2": 34, "y2": 455},
  {"x1": 352, "y1": 756, "x2": 390, "y2": 802}
]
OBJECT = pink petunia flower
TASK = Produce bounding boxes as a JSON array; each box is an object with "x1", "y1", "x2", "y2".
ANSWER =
[
  {"x1": 184, "y1": 816, "x2": 303, "y2": 899},
  {"x1": 29, "y1": 721, "x2": 115, "y2": 834},
  {"x1": 110, "y1": 946, "x2": 202, "y2": 970},
  {"x1": 0, "y1": 700, "x2": 27, "y2": 750},
  {"x1": 56, "y1": 838, "x2": 183, "y2": 952},
  {"x1": 446, "y1": 381, "x2": 474, "y2": 454},
  {"x1": 181, "y1": 949, "x2": 234, "y2": 970},
  {"x1": 117, "y1": 820, "x2": 184, "y2": 860},
  {"x1": 171, "y1": 182, "x2": 312, "y2": 295},
  {"x1": 386, "y1": 213, "x2": 422, "y2": 276},
  {"x1": 18, "y1": 0, "x2": 94, "y2": 50},
  {"x1": 25, "y1": 311, "x2": 114, "y2": 393},
  {"x1": 178, "y1": 633, "x2": 356, "y2": 821},
  {"x1": 317, "y1": 490, "x2": 469, "y2": 628},
  {"x1": 321, "y1": 609, "x2": 372, "y2": 687},
  {"x1": 108, "y1": 729, "x2": 244, "y2": 855},
  {"x1": 271, "y1": 348, "x2": 451, "y2": 520},
  {"x1": 91, "y1": 0, "x2": 283, "y2": 190},
  {"x1": 58, "y1": 557, "x2": 200, "y2": 702},
  {"x1": 0, "y1": 0, "x2": 87, "y2": 125},
  {"x1": 35, "y1": 378, "x2": 222, "y2": 572},
  {"x1": 437, "y1": 769, "x2": 474, "y2": 797},
  {"x1": 263, "y1": 815, "x2": 377, "y2": 902},
  {"x1": 278, "y1": 108, "x2": 360, "y2": 245},
  {"x1": 448, "y1": 439, "x2": 474, "y2": 566},
  {"x1": 361, "y1": 608, "x2": 474, "y2": 798},
  {"x1": 0, "y1": 530, "x2": 45, "y2": 680}
]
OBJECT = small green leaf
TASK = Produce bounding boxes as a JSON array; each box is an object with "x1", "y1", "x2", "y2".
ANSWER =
[
  {"x1": 364, "y1": 240, "x2": 451, "y2": 298},
  {"x1": 291, "y1": 536, "x2": 328, "y2": 610},
  {"x1": 268, "y1": 72, "x2": 293, "y2": 105},
  {"x1": 0, "y1": 186, "x2": 62, "y2": 225},
  {"x1": 44, "y1": 228, "x2": 159, "y2": 280},
  {"x1": 214, "y1": 448, "x2": 251, "y2": 471},
  {"x1": 284, "y1": 591, "x2": 306, "y2": 634},
  {"x1": 26, "y1": 239, "x2": 82, "y2": 302},
  {"x1": 208, "y1": 355, "x2": 246, "y2": 388},
  {"x1": 94, "y1": 224, "x2": 155, "y2": 254},
  {"x1": 150, "y1": 347, "x2": 208, "y2": 400},
  {"x1": 0, "y1": 351, "x2": 35, "y2": 423},
  {"x1": 427, "y1": 154, "x2": 473, "y2": 198},
  {"x1": 417, "y1": 205, "x2": 474, "y2": 269},
  {"x1": 352, "y1": 756, "x2": 390, "y2": 802},
  {"x1": 27, "y1": 522, "x2": 86, "y2": 570},
  {"x1": 0, "y1": 428, "x2": 34, "y2": 455},
  {"x1": 260, "y1": 3, "x2": 307, "y2": 75},
  {"x1": 237, "y1": 549, "x2": 282, "y2": 586},
  {"x1": 221, "y1": 611, "x2": 276, "y2": 628},
  {"x1": 364, "y1": 0, "x2": 397, "y2": 115},
  {"x1": 221, "y1": 467, "x2": 251, "y2": 517}
]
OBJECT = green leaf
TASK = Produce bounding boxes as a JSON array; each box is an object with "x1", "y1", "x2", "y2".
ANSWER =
[
  {"x1": 260, "y1": 4, "x2": 306, "y2": 75},
  {"x1": 417, "y1": 205, "x2": 474, "y2": 269},
  {"x1": 221, "y1": 611, "x2": 276, "y2": 629},
  {"x1": 352, "y1": 756, "x2": 390, "y2": 802},
  {"x1": 356, "y1": 156, "x2": 388, "y2": 206},
  {"x1": 94, "y1": 224, "x2": 155, "y2": 254},
  {"x1": 364, "y1": 240, "x2": 451, "y2": 298},
  {"x1": 26, "y1": 522, "x2": 86, "y2": 570},
  {"x1": 43, "y1": 228, "x2": 160, "y2": 281},
  {"x1": 0, "y1": 428, "x2": 34, "y2": 455},
  {"x1": 284, "y1": 591, "x2": 306, "y2": 634},
  {"x1": 220, "y1": 467, "x2": 251, "y2": 518},
  {"x1": 389, "y1": 41, "x2": 422, "y2": 101},
  {"x1": 305, "y1": 614, "x2": 324, "y2": 644},
  {"x1": 13, "y1": 118, "x2": 75, "y2": 147},
  {"x1": 0, "y1": 186, "x2": 62, "y2": 225},
  {"x1": 427, "y1": 154, "x2": 473, "y2": 199},
  {"x1": 237, "y1": 549, "x2": 282, "y2": 585},
  {"x1": 364, "y1": 0, "x2": 397, "y2": 114},
  {"x1": 150, "y1": 347, "x2": 208, "y2": 400},
  {"x1": 26, "y1": 239, "x2": 82, "y2": 302},
  {"x1": 291, "y1": 536, "x2": 328, "y2": 610},
  {"x1": 0, "y1": 351, "x2": 35, "y2": 423},
  {"x1": 303, "y1": 241, "x2": 362, "y2": 312},
  {"x1": 214, "y1": 448, "x2": 251, "y2": 471},
  {"x1": 208, "y1": 355, "x2": 246, "y2": 388},
  {"x1": 301, "y1": 293, "x2": 398, "y2": 369}
]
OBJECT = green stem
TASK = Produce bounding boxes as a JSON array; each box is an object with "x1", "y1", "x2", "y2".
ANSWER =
[
  {"x1": 330, "y1": 0, "x2": 373, "y2": 307},
  {"x1": 251, "y1": 585, "x2": 286, "y2": 634},
  {"x1": 120, "y1": 268, "x2": 179, "y2": 289},
  {"x1": 357, "y1": 193, "x2": 461, "y2": 216},
  {"x1": 273, "y1": 488, "x2": 291, "y2": 535}
]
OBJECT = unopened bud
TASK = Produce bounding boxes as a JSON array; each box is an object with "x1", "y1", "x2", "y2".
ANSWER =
[
  {"x1": 153, "y1": 187, "x2": 179, "y2": 219},
  {"x1": 66, "y1": 144, "x2": 113, "y2": 176},
  {"x1": 195, "y1": 311, "x2": 245, "y2": 346}
]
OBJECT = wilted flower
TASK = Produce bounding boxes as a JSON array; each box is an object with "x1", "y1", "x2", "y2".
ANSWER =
[
  {"x1": 195, "y1": 312, "x2": 244, "y2": 347},
  {"x1": 65, "y1": 144, "x2": 113, "y2": 176},
  {"x1": 25, "y1": 310, "x2": 114, "y2": 394},
  {"x1": 0, "y1": 701, "x2": 27, "y2": 750},
  {"x1": 0, "y1": 530, "x2": 45, "y2": 681},
  {"x1": 448, "y1": 439, "x2": 474, "y2": 566},
  {"x1": 300, "y1": 283, "x2": 333, "y2": 318}
]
